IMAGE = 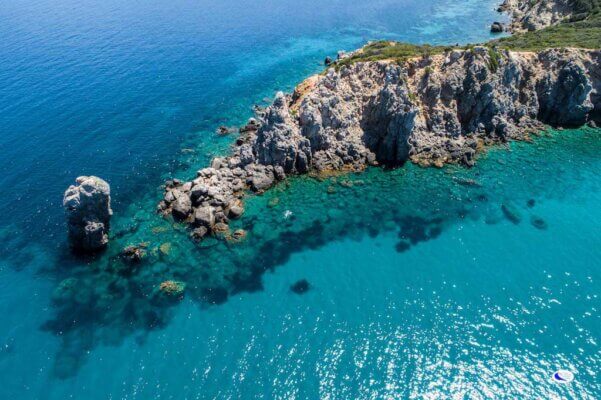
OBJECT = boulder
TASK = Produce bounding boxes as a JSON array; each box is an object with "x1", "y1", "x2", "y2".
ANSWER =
[
  {"x1": 190, "y1": 184, "x2": 209, "y2": 201},
  {"x1": 250, "y1": 172, "x2": 274, "y2": 192},
  {"x1": 63, "y1": 176, "x2": 112, "y2": 252},
  {"x1": 171, "y1": 194, "x2": 192, "y2": 220},
  {"x1": 324, "y1": 56, "x2": 333, "y2": 66},
  {"x1": 232, "y1": 229, "x2": 246, "y2": 241},
  {"x1": 194, "y1": 206, "x2": 215, "y2": 229},
  {"x1": 120, "y1": 244, "x2": 146, "y2": 263},
  {"x1": 490, "y1": 22, "x2": 504, "y2": 33},
  {"x1": 239, "y1": 118, "x2": 260, "y2": 133},
  {"x1": 228, "y1": 204, "x2": 244, "y2": 219},
  {"x1": 191, "y1": 226, "x2": 209, "y2": 240}
]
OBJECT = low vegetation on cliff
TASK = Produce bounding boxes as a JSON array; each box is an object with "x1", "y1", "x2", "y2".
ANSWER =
[
  {"x1": 336, "y1": 42, "x2": 450, "y2": 68},
  {"x1": 495, "y1": 10, "x2": 600, "y2": 50},
  {"x1": 335, "y1": 1, "x2": 599, "y2": 67}
]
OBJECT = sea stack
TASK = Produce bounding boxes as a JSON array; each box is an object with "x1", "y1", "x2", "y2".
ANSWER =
[{"x1": 63, "y1": 176, "x2": 113, "y2": 252}]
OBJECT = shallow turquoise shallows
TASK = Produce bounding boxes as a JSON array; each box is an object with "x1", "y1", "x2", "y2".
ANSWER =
[{"x1": 0, "y1": 0, "x2": 599, "y2": 398}]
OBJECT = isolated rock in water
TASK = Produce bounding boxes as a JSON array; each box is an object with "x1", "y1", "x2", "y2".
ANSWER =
[
  {"x1": 324, "y1": 56, "x2": 333, "y2": 66},
  {"x1": 490, "y1": 22, "x2": 504, "y2": 32},
  {"x1": 63, "y1": 176, "x2": 112, "y2": 251}
]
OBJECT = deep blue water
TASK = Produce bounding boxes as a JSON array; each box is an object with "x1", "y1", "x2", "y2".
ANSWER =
[{"x1": 1, "y1": 0, "x2": 600, "y2": 398}]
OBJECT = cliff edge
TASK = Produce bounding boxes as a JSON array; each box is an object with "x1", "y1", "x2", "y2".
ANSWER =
[{"x1": 159, "y1": 47, "x2": 600, "y2": 238}]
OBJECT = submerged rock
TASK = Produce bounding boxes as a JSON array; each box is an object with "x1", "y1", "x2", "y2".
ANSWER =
[
  {"x1": 158, "y1": 280, "x2": 186, "y2": 299},
  {"x1": 121, "y1": 244, "x2": 147, "y2": 263},
  {"x1": 290, "y1": 279, "x2": 310, "y2": 294},
  {"x1": 159, "y1": 242, "x2": 172, "y2": 255},
  {"x1": 191, "y1": 226, "x2": 209, "y2": 240},
  {"x1": 501, "y1": 203, "x2": 522, "y2": 224},
  {"x1": 228, "y1": 229, "x2": 247, "y2": 243},
  {"x1": 530, "y1": 215, "x2": 548, "y2": 230},
  {"x1": 51, "y1": 277, "x2": 79, "y2": 304},
  {"x1": 217, "y1": 126, "x2": 236, "y2": 135},
  {"x1": 63, "y1": 176, "x2": 112, "y2": 252}
]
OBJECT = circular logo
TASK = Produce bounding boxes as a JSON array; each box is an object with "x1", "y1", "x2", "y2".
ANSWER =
[{"x1": 553, "y1": 370, "x2": 574, "y2": 384}]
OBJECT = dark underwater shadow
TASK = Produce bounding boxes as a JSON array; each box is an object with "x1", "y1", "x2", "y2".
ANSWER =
[
  {"x1": 38, "y1": 127, "x2": 601, "y2": 378},
  {"x1": 38, "y1": 172, "x2": 494, "y2": 378}
]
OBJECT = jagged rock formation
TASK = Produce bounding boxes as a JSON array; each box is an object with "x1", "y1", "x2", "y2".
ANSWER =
[
  {"x1": 499, "y1": 0, "x2": 574, "y2": 31},
  {"x1": 63, "y1": 176, "x2": 112, "y2": 251},
  {"x1": 159, "y1": 47, "x2": 599, "y2": 237}
]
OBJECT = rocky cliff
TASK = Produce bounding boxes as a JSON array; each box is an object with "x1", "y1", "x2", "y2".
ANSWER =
[
  {"x1": 159, "y1": 46, "x2": 599, "y2": 238},
  {"x1": 159, "y1": 47, "x2": 601, "y2": 238}
]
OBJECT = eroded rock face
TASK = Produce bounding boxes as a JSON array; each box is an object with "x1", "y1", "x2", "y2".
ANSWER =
[
  {"x1": 63, "y1": 176, "x2": 112, "y2": 251},
  {"x1": 160, "y1": 47, "x2": 599, "y2": 237}
]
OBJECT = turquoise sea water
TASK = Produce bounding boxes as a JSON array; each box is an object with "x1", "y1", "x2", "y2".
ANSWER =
[{"x1": 0, "y1": 0, "x2": 599, "y2": 398}]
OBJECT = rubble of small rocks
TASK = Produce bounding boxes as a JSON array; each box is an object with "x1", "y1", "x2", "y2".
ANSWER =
[
  {"x1": 63, "y1": 176, "x2": 113, "y2": 251},
  {"x1": 160, "y1": 47, "x2": 599, "y2": 238}
]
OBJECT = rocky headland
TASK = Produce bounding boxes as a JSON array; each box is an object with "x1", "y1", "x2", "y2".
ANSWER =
[
  {"x1": 159, "y1": 46, "x2": 600, "y2": 238},
  {"x1": 499, "y1": 0, "x2": 575, "y2": 32}
]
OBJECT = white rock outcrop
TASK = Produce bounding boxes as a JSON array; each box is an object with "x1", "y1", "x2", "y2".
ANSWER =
[
  {"x1": 159, "y1": 47, "x2": 600, "y2": 237},
  {"x1": 63, "y1": 176, "x2": 112, "y2": 251}
]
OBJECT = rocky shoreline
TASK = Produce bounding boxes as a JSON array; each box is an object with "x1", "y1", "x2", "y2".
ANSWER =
[
  {"x1": 158, "y1": 46, "x2": 600, "y2": 239},
  {"x1": 498, "y1": 0, "x2": 575, "y2": 32}
]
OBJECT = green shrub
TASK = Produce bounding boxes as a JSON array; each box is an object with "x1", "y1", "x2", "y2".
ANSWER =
[
  {"x1": 493, "y1": 10, "x2": 601, "y2": 50},
  {"x1": 487, "y1": 47, "x2": 501, "y2": 73}
]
